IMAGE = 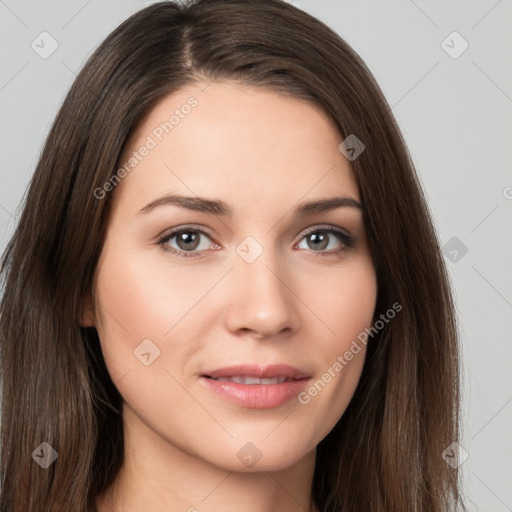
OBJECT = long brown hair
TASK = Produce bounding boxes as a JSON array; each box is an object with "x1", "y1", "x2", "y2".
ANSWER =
[{"x1": 0, "y1": 1, "x2": 463, "y2": 510}]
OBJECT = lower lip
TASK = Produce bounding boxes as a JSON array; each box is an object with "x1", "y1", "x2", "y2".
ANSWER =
[{"x1": 200, "y1": 376, "x2": 309, "y2": 409}]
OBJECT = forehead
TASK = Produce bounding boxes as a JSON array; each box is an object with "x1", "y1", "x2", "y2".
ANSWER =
[{"x1": 113, "y1": 81, "x2": 359, "y2": 216}]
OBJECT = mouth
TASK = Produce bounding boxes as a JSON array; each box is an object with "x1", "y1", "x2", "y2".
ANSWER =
[{"x1": 199, "y1": 364, "x2": 310, "y2": 408}]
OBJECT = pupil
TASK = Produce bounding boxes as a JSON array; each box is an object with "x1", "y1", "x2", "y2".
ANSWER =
[
  {"x1": 309, "y1": 232, "x2": 328, "y2": 250},
  {"x1": 178, "y1": 232, "x2": 199, "y2": 250}
]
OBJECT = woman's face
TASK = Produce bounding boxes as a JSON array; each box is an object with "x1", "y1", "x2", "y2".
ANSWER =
[{"x1": 85, "y1": 81, "x2": 377, "y2": 472}]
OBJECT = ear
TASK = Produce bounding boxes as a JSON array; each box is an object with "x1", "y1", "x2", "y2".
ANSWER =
[{"x1": 79, "y1": 294, "x2": 96, "y2": 327}]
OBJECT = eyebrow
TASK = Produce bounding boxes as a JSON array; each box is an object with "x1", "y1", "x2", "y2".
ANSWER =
[{"x1": 137, "y1": 193, "x2": 363, "y2": 217}]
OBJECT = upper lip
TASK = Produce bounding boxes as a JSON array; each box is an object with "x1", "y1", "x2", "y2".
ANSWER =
[{"x1": 202, "y1": 364, "x2": 310, "y2": 380}]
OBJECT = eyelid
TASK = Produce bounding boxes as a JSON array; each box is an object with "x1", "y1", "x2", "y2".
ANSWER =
[
  {"x1": 156, "y1": 223, "x2": 216, "y2": 240},
  {"x1": 157, "y1": 223, "x2": 351, "y2": 242},
  {"x1": 297, "y1": 223, "x2": 352, "y2": 240}
]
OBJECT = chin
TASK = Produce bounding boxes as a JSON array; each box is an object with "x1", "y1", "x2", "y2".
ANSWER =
[{"x1": 201, "y1": 435, "x2": 316, "y2": 473}]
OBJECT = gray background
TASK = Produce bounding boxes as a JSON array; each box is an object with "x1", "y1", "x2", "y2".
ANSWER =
[{"x1": 0, "y1": 0, "x2": 511, "y2": 510}]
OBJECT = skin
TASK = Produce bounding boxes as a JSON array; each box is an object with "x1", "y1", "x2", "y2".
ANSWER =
[{"x1": 82, "y1": 81, "x2": 377, "y2": 512}]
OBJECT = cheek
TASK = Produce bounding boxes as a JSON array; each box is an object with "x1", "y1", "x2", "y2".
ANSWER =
[
  {"x1": 295, "y1": 251, "x2": 377, "y2": 348},
  {"x1": 94, "y1": 248, "x2": 215, "y2": 335},
  {"x1": 292, "y1": 254, "x2": 377, "y2": 426},
  {"x1": 92, "y1": 245, "x2": 230, "y2": 383}
]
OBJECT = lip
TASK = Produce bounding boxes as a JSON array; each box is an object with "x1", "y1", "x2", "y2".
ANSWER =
[
  {"x1": 199, "y1": 364, "x2": 310, "y2": 409},
  {"x1": 202, "y1": 364, "x2": 309, "y2": 380}
]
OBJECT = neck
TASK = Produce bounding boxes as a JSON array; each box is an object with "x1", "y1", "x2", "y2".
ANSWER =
[{"x1": 96, "y1": 405, "x2": 319, "y2": 512}]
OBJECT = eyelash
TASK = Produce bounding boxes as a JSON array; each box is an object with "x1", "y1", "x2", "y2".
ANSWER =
[{"x1": 156, "y1": 224, "x2": 356, "y2": 259}]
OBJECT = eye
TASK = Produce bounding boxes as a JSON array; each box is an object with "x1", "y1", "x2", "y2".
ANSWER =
[
  {"x1": 157, "y1": 224, "x2": 356, "y2": 259},
  {"x1": 157, "y1": 226, "x2": 218, "y2": 258},
  {"x1": 295, "y1": 226, "x2": 355, "y2": 255}
]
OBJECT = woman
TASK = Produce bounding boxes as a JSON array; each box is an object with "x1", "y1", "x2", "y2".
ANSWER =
[{"x1": 0, "y1": 1, "x2": 463, "y2": 511}]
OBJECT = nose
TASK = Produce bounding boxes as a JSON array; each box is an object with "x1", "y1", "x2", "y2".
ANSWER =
[{"x1": 223, "y1": 243, "x2": 300, "y2": 339}]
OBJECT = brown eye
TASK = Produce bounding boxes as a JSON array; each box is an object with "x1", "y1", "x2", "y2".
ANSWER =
[
  {"x1": 175, "y1": 231, "x2": 201, "y2": 251},
  {"x1": 296, "y1": 226, "x2": 355, "y2": 254},
  {"x1": 306, "y1": 231, "x2": 330, "y2": 250},
  {"x1": 158, "y1": 227, "x2": 215, "y2": 257}
]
